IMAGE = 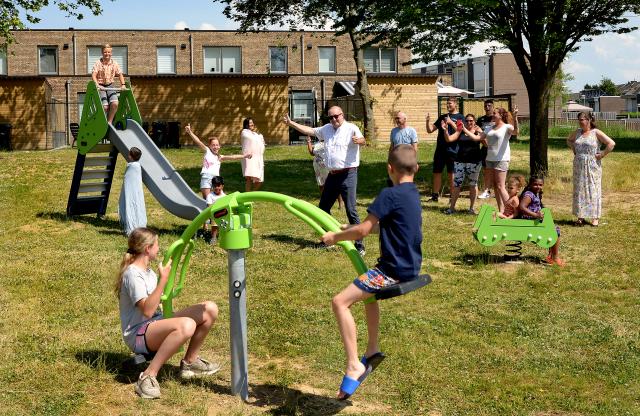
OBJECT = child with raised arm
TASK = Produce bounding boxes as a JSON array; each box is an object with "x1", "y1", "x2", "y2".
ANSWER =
[
  {"x1": 184, "y1": 124, "x2": 251, "y2": 199},
  {"x1": 321, "y1": 144, "x2": 422, "y2": 400},
  {"x1": 116, "y1": 228, "x2": 221, "y2": 399},
  {"x1": 518, "y1": 176, "x2": 565, "y2": 266},
  {"x1": 497, "y1": 174, "x2": 525, "y2": 219}
]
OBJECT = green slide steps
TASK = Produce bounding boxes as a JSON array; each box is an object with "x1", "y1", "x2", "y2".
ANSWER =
[
  {"x1": 77, "y1": 81, "x2": 142, "y2": 155},
  {"x1": 160, "y1": 191, "x2": 368, "y2": 318},
  {"x1": 472, "y1": 204, "x2": 558, "y2": 249}
]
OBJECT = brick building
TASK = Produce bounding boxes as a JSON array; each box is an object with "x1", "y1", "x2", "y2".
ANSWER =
[{"x1": 0, "y1": 29, "x2": 438, "y2": 150}]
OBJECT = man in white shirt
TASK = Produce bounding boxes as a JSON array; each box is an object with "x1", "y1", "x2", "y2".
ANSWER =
[{"x1": 283, "y1": 106, "x2": 366, "y2": 255}]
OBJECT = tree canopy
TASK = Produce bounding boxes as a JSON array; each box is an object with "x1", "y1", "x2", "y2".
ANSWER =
[
  {"x1": 598, "y1": 77, "x2": 620, "y2": 96},
  {"x1": 385, "y1": 0, "x2": 640, "y2": 175},
  {"x1": 1, "y1": 1, "x2": 104, "y2": 50},
  {"x1": 215, "y1": 0, "x2": 393, "y2": 143}
]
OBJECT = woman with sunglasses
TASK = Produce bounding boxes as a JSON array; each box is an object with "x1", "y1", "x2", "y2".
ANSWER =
[{"x1": 441, "y1": 113, "x2": 485, "y2": 214}]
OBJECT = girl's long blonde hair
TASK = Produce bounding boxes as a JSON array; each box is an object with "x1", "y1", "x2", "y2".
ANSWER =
[{"x1": 114, "y1": 228, "x2": 157, "y2": 298}]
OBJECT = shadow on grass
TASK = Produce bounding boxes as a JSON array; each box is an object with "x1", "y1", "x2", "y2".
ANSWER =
[
  {"x1": 250, "y1": 384, "x2": 349, "y2": 416},
  {"x1": 458, "y1": 252, "x2": 544, "y2": 265},
  {"x1": 553, "y1": 218, "x2": 603, "y2": 229},
  {"x1": 37, "y1": 211, "x2": 187, "y2": 236},
  {"x1": 75, "y1": 349, "x2": 148, "y2": 384},
  {"x1": 261, "y1": 233, "x2": 318, "y2": 250},
  {"x1": 75, "y1": 349, "x2": 231, "y2": 393},
  {"x1": 75, "y1": 350, "x2": 348, "y2": 414}
]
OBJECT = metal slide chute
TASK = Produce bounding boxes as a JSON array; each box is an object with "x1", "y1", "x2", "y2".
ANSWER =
[
  {"x1": 106, "y1": 121, "x2": 207, "y2": 220},
  {"x1": 70, "y1": 81, "x2": 206, "y2": 219}
]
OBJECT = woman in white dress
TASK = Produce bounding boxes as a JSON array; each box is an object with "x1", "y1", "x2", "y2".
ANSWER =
[
  {"x1": 566, "y1": 112, "x2": 615, "y2": 226},
  {"x1": 240, "y1": 118, "x2": 265, "y2": 192}
]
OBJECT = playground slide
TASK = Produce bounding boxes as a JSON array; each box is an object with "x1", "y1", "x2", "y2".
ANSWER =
[{"x1": 108, "y1": 120, "x2": 207, "y2": 220}]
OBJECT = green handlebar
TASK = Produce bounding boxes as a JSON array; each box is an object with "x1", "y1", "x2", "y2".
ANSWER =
[{"x1": 161, "y1": 191, "x2": 368, "y2": 317}]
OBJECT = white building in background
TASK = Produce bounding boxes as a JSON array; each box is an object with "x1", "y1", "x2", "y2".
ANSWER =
[{"x1": 414, "y1": 52, "x2": 531, "y2": 117}]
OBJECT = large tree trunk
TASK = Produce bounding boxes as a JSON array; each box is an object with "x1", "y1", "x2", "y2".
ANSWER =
[
  {"x1": 347, "y1": 29, "x2": 377, "y2": 144},
  {"x1": 528, "y1": 81, "x2": 552, "y2": 177}
]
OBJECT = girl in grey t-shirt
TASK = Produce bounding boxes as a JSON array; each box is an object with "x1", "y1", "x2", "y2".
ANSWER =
[{"x1": 115, "y1": 227, "x2": 221, "y2": 399}]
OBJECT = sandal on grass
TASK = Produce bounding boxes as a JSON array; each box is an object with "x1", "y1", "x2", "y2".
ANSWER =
[
  {"x1": 357, "y1": 352, "x2": 386, "y2": 383},
  {"x1": 360, "y1": 352, "x2": 386, "y2": 373},
  {"x1": 338, "y1": 374, "x2": 361, "y2": 401},
  {"x1": 575, "y1": 218, "x2": 585, "y2": 226}
]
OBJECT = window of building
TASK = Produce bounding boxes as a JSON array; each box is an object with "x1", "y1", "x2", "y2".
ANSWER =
[
  {"x1": 473, "y1": 58, "x2": 489, "y2": 96},
  {"x1": 0, "y1": 49, "x2": 6, "y2": 75},
  {"x1": 87, "y1": 46, "x2": 128, "y2": 74},
  {"x1": 203, "y1": 47, "x2": 241, "y2": 73},
  {"x1": 318, "y1": 46, "x2": 336, "y2": 73},
  {"x1": 453, "y1": 66, "x2": 467, "y2": 90},
  {"x1": 363, "y1": 47, "x2": 396, "y2": 73},
  {"x1": 269, "y1": 47, "x2": 287, "y2": 73},
  {"x1": 77, "y1": 92, "x2": 86, "y2": 122},
  {"x1": 38, "y1": 46, "x2": 58, "y2": 74},
  {"x1": 157, "y1": 46, "x2": 176, "y2": 74},
  {"x1": 291, "y1": 90, "x2": 315, "y2": 120}
]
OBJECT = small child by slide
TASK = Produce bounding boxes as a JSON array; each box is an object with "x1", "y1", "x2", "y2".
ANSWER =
[{"x1": 119, "y1": 147, "x2": 147, "y2": 236}]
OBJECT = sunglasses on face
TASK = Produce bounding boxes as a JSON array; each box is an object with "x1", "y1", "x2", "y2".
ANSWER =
[{"x1": 329, "y1": 113, "x2": 343, "y2": 120}]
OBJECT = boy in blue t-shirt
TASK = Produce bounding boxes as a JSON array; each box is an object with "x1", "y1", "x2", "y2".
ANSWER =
[{"x1": 321, "y1": 144, "x2": 422, "y2": 400}]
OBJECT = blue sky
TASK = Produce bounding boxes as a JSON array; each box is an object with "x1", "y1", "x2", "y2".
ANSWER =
[{"x1": 26, "y1": 0, "x2": 640, "y2": 93}]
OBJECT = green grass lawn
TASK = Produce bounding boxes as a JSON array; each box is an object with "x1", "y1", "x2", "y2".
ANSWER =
[{"x1": 0, "y1": 140, "x2": 639, "y2": 415}]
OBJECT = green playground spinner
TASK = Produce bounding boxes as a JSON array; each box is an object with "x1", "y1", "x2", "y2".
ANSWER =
[
  {"x1": 160, "y1": 191, "x2": 367, "y2": 400},
  {"x1": 158, "y1": 191, "x2": 429, "y2": 400}
]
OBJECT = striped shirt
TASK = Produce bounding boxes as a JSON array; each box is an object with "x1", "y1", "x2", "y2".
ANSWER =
[{"x1": 92, "y1": 58, "x2": 122, "y2": 85}]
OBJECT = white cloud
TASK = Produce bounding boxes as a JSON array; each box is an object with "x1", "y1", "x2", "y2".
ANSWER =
[
  {"x1": 620, "y1": 68, "x2": 640, "y2": 82},
  {"x1": 597, "y1": 32, "x2": 637, "y2": 46},
  {"x1": 564, "y1": 59, "x2": 593, "y2": 75},
  {"x1": 175, "y1": 20, "x2": 216, "y2": 30},
  {"x1": 467, "y1": 41, "x2": 505, "y2": 58},
  {"x1": 174, "y1": 20, "x2": 188, "y2": 30},
  {"x1": 615, "y1": 32, "x2": 637, "y2": 45},
  {"x1": 594, "y1": 45, "x2": 609, "y2": 58}
]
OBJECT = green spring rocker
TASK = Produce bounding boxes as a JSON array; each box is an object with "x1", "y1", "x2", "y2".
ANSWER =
[{"x1": 472, "y1": 204, "x2": 558, "y2": 259}]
